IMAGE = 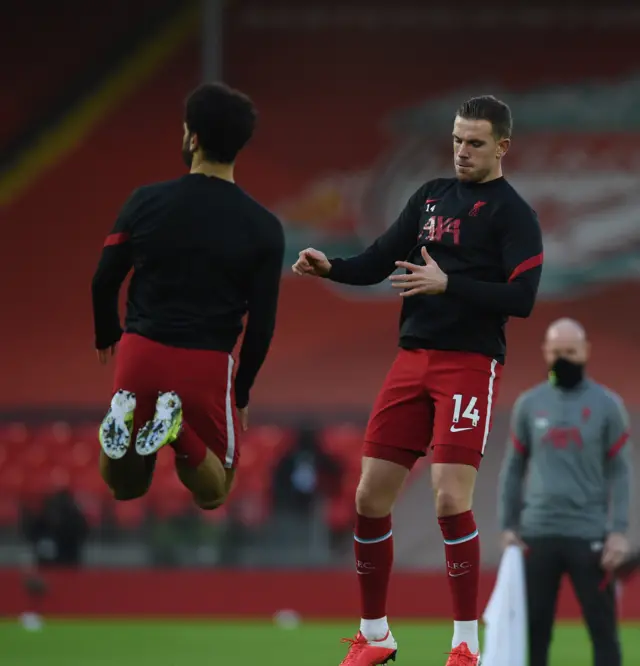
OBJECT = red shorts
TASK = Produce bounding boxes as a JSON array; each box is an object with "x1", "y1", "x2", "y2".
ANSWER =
[
  {"x1": 112, "y1": 333, "x2": 240, "y2": 469},
  {"x1": 364, "y1": 349, "x2": 502, "y2": 470}
]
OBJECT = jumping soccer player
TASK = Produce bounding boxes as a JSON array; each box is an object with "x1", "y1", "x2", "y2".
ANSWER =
[
  {"x1": 293, "y1": 96, "x2": 543, "y2": 665},
  {"x1": 92, "y1": 82, "x2": 285, "y2": 510}
]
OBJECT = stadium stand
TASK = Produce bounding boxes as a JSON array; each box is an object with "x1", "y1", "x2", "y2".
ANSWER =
[
  {"x1": 0, "y1": 0, "x2": 179, "y2": 151},
  {"x1": 0, "y1": 422, "x2": 365, "y2": 529}
]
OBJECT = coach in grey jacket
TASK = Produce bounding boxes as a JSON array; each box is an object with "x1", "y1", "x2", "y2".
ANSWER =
[{"x1": 498, "y1": 317, "x2": 632, "y2": 666}]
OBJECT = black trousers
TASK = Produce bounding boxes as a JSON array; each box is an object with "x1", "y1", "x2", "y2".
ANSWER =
[{"x1": 524, "y1": 536, "x2": 621, "y2": 666}]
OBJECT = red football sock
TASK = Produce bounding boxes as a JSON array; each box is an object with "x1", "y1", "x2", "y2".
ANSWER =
[
  {"x1": 354, "y1": 514, "x2": 393, "y2": 620},
  {"x1": 438, "y1": 510, "x2": 480, "y2": 621}
]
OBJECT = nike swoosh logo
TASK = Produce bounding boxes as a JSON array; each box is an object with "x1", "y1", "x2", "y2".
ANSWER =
[
  {"x1": 448, "y1": 571, "x2": 470, "y2": 578},
  {"x1": 450, "y1": 425, "x2": 473, "y2": 433},
  {"x1": 425, "y1": 198, "x2": 440, "y2": 204}
]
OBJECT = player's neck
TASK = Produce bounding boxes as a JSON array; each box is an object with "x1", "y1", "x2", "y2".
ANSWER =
[
  {"x1": 190, "y1": 161, "x2": 235, "y2": 183},
  {"x1": 478, "y1": 165, "x2": 503, "y2": 184}
]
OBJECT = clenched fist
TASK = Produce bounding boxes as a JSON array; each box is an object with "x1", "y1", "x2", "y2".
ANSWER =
[{"x1": 292, "y1": 248, "x2": 331, "y2": 278}]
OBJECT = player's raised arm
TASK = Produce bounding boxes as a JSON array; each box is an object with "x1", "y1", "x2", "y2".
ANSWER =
[
  {"x1": 234, "y1": 220, "x2": 286, "y2": 410},
  {"x1": 445, "y1": 204, "x2": 543, "y2": 317},
  {"x1": 91, "y1": 190, "x2": 138, "y2": 353},
  {"x1": 292, "y1": 186, "x2": 425, "y2": 286}
]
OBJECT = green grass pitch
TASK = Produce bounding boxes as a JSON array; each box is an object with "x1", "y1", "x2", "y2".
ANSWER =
[{"x1": 2, "y1": 619, "x2": 639, "y2": 665}]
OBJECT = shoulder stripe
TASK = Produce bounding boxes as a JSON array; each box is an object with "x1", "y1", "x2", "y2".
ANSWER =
[{"x1": 104, "y1": 232, "x2": 130, "y2": 247}]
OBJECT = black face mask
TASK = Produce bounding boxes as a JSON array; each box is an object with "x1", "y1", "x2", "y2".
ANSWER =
[{"x1": 549, "y1": 357, "x2": 585, "y2": 390}]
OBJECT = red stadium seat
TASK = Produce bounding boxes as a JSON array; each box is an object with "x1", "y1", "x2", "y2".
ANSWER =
[
  {"x1": 31, "y1": 422, "x2": 73, "y2": 448},
  {"x1": 147, "y1": 464, "x2": 192, "y2": 518},
  {"x1": 0, "y1": 420, "x2": 304, "y2": 530},
  {"x1": 201, "y1": 503, "x2": 228, "y2": 524},
  {"x1": 71, "y1": 465, "x2": 107, "y2": 493},
  {"x1": 20, "y1": 444, "x2": 49, "y2": 470},
  {"x1": 0, "y1": 423, "x2": 30, "y2": 464},
  {"x1": 113, "y1": 500, "x2": 147, "y2": 529},
  {"x1": 319, "y1": 424, "x2": 364, "y2": 462},
  {"x1": 241, "y1": 425, "x2": 295, "y2": 462},
  {"x1": 68, "y1": 442, "x2": 95, "y2": 472},
  {"x1": 72, "y1": 423, "x2": 100, "y2": 448},
  {"x1": 0, "y1": 493, "x2": 19, "y2": 525},
  {"x1": 21, "y1": 468, "x2": 56, "y2": 498},
  {"x1": 0, "y1": 422, "x2": 29, "y2": 445},
  {"x1": 326, "y1": 497, "x2": 355, "y2": 532},
  {"x1": 71, "y1": 475, "x2": 105, "y2": 528},
  {"x1": 150, "y1": 490, "x2": 192, "y2": 518},
  {"x1": 0, "y1": 465, "x2": 25, "y2": 496}
]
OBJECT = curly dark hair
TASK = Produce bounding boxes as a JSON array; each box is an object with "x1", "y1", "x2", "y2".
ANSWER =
[{"x1": 184, "y1": 83, "x2": 257, "y2": 164}]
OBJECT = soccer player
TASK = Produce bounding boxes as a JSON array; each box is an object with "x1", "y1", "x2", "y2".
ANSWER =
[
  {"x1": 292, "y1": 96, "x2": 543, "y2": 665},
  {"x1": 499, "y1": 318, "x2": 633, "y2": 666},
  {"x1": 91, "y1": 83, "x2": 285, "y2": 510}
]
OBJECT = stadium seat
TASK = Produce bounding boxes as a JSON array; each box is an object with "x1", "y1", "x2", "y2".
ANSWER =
[
  {"x1": 0, "y1": 420, "x2": 352, "y2": 531},
  {"x1": 0, "y1": 493, "x2": 19, "y2": 526},
  {"x1": 0, "y1": 423, "x2": 29, "y2": 454},
  {"x1": 326, "y1": 496, "x2": 355, "y2": 532},
  {"x1": 21, "y1": 444, "x2": 49, "y2": 470},
  {"x1": 68, "y1": 442, "x2": 95, "y2": 473},
  {"x1": 1, "y1": 0, "x2": 174, "y2": 148},
  {"x1": 113, "y1": 499, "x2": 147, "y2": 530},
  {"x1": 241, "y1": 425, "x2": 295, "y2": 462},
  {"x1": 200, "y1": 503, "x2": 228, "y2": 524},
  {"x1": 31, "y1": 422, "x2": 73, "y2": 447},
  {"x1": 72, "y1": 423, "x2": 100, "y2": 447},
  {"x1": 0, "y1": 465, "x2": 25, "y2": 496},
  {"x1": 319, "y1": 424, "x2": 364, "y2": 465}
]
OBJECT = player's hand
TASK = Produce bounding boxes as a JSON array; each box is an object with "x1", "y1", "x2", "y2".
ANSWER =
[
  {"x1": 389, "y1": 246, "x2": 448, "y2": 296},
  {"x1": 501, "y1": 530, "x2": 527, "y2": 551},
  {"x1": 96, "y1": 345, "x2": 117, "y2": 365},
  {"x1": 292, "y1": 248, "x2": 331, "y2": 277},
  {"x1": 237, "y1": 406, "x2": 249, "y2": 432},
  {"x1": 602, "y1": 532, "x2": 630, "y2": 571}
]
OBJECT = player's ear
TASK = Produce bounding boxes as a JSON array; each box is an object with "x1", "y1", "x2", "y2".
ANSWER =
[{"x1": 496, "y1": 138, "x2": 510, "y2": 159}]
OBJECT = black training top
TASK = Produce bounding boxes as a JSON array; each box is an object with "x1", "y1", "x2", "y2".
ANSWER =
[
  {"x1": 328, "y1": 177, "x2": 543, "y2": 363},
  {"x1": 91, "y1": 173, "x2": 285, "y2": 408}
]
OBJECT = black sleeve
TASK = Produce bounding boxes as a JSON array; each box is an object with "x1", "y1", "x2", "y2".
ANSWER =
[
  {"x1": 234, "y1": 220, "x2": 286, "y2": 409},
  {"x1": 91, "y1": 190, "x2": 138, "y2": 350},
  {"x1": 326, "y1": 185, "x2": 425, "y2": 285},
  {"x1": 445, "y1": 204, "x2": 543, "y2": 318}
]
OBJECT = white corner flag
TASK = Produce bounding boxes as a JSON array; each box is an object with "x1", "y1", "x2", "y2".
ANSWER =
[{"x1": 482, "y1": 545, "x2": 527, "y2": 666}]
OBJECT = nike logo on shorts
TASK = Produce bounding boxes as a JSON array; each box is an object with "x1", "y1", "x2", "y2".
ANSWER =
[
  {"x1": 450, "y1": 425, "x2": 473, "y2": 433},
  {"x1": 449, "y1": 571, "x2": 470, "y2": 578}
]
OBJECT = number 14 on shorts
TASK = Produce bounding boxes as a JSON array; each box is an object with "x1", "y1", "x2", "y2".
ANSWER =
[{"x1": 451, "y1": 394, "x2": 480, "y2": 432}]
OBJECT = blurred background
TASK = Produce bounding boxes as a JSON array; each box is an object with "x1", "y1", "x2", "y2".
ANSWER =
[{"x1": 1, "y1": 0, "x2": 640, "y2": 663}]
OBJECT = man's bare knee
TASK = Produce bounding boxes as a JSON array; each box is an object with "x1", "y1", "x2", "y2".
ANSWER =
[
  {"x1": 431, "y1": 462, "x2": 477, "y2": 516},
  {"x1": 355, "y1": 456, "x2": 409, "y2": 517}
]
